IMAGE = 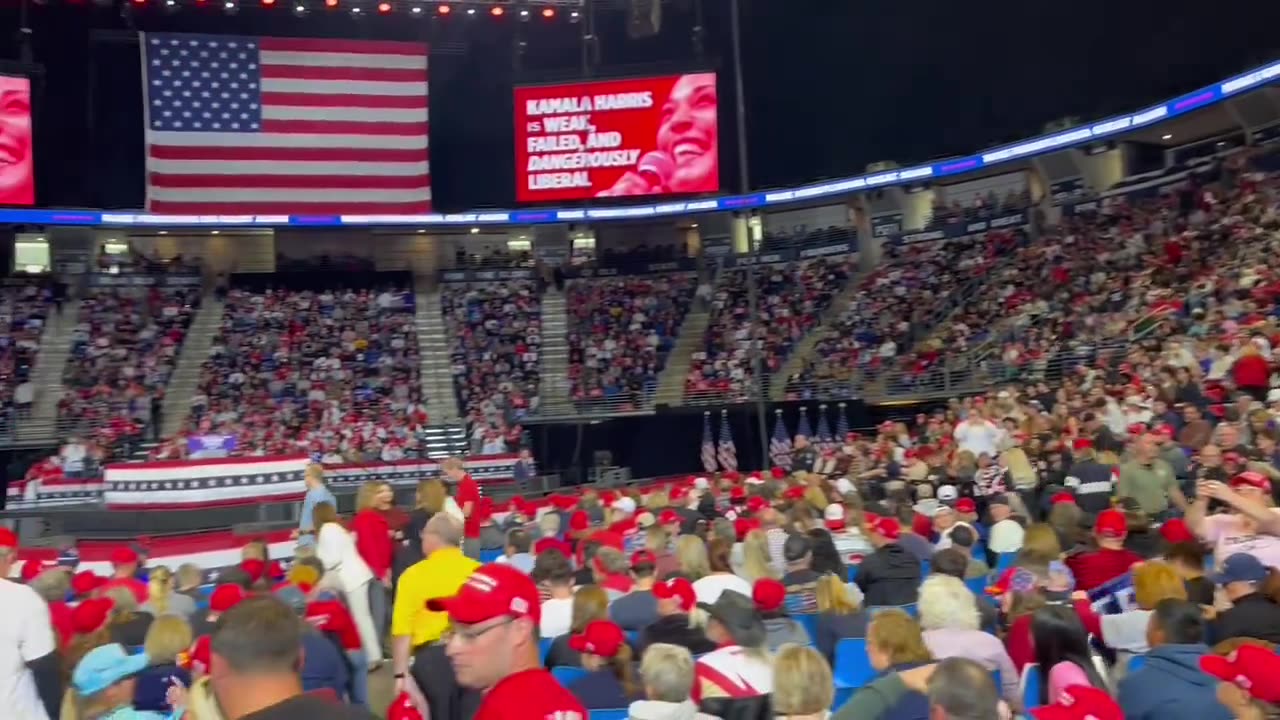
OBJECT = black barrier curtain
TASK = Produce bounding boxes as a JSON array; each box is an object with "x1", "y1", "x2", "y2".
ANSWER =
[{"x1": 527, "y1": 398, "x2": 956, "y2": 483}]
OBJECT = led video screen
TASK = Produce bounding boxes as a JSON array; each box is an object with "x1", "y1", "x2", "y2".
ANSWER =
[
  {"x1": 0, "y1": 74, "x2": 34, "y2": 207},
  {"x1": 514, "y1": 72, "x2": 719, "y2": 203}
]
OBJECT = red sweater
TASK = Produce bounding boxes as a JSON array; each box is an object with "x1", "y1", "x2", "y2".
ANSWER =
[
  {"x1": 49, "y1": 601, "x2": 74, "y2": 649},
  {"x1": 1233, "y1": 354, "x2": 1271, "y2": 390},
  {"x1": 305, "y1": 599, "x2": 362, "y2": 651},
  {"x1": 1064, "y1": 548, "x2": 1142, "y2": 593},
  {"x1": 351, "y1": 509, "x2": 393, "y2": 581},
  {"x1": 1005, "y1": 614, "x2": 1035, "y2": 673}
]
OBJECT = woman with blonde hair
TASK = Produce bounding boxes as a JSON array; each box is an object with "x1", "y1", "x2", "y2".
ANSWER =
[
  {"x1": 838, "y1": 610, "x2": 934, "y2": 717},
  {"x1": 675, "y1": 534, "x2": 710, "y2": 581},
  {"x1": 918, "y1": 575, "x2": 1020, "y2": 707},
  {"x1": 814, "y1": 572, "x2": 868, "y2": 662},
  {"x1": 1074, "y1": 560, "x2": 1187, "y2": 674},
  {"x1": 351, "y1": 480, "x2": 395, "y2": 642},
  {"x1": 140, "y1": 566, "x2": 195, "y2": 620},
  {"x1": 545, "y1": 585, "x2": 609, "y2": 668},
  {"x1": 772, "y1": 645, "x2": 834, "y2": 720},
  {"x1": 133, "y1": 614, "x2": 193, "y2": 714},
  {"x1": 737, "y1": 529, "x2": 776, "y2": 583},
  {"x1": 313, "y1": 501, "x2": 382, "y2": 668}
]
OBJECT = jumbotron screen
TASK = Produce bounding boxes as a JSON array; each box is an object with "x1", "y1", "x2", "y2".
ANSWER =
[
  {"x1": 0, "y1": 74, "x2": 34, "y2": 207},
  {"x1": 514, "y1": 72, "x2": 720, "y2": 203}
]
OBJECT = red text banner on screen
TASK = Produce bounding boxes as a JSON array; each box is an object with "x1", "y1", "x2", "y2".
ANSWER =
[
  {"x1": 0, "y1": 74, "x2": 34, "y2": 207},
  {"x1": 514, "y1": 72, "x2": 720, "y2": 203}
]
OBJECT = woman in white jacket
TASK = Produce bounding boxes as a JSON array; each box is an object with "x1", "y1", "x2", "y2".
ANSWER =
[{"x1": 314, "y1": 501, "x2": 383, "y2": 666}]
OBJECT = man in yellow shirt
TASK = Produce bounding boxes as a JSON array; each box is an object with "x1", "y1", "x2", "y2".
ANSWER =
[{"x1": 392, "y1": 514, "x2": 479, "y2": 712}]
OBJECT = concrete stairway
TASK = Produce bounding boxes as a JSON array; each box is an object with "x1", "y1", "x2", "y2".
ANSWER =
[
  {"x1": 538, "y1": 291, "x2": 570, "y2": 409},
  {"x1": 768, "y1": 275, "x2": 868, "y2": 400},
  {"x1": 160, "y1": 293, "x2": 225, "y2": 438},
  {"x1": 414, "y1": 291, "x2": 461, "y2": 424},
  {"x1": 653, "y1": 307, "x2": 711, "y2": 406},
  {"x1": 18, "y1": 307, "x2": 78, "y2": 443}
]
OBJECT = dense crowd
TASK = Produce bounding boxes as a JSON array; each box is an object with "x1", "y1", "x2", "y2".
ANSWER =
[
  {"x1": 164, "y1": 286, "x2": 426, "y2": 462},
  {"x1": 442, "y1": 281, "x2": 542, "y2": 445},
  {"x1": 566, "y1": 274, "x2": 697, "y2": 407},
  {"x1": 0, "y1": 280, "x2": 53, "y2": 431},
  {"x1": 928, "y1": 188, "x2": 1032, "y2": 226},
  {"x1": 686, "y1": 257, "x2": 854, "y2": 402},
  {"x1": 57, "y1": 285, "x2": 197, "y2": 455},
  {"x1": 784, "y1": 230, "x2": 1014, "y2": 400}
]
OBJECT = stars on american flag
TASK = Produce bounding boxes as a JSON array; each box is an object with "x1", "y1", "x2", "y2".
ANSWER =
[{"x1": 147, "y1": 35, "x2": 262, "y2": 132}]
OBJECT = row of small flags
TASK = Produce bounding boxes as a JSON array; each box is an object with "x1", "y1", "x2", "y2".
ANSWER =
[{"x1": 702, "y1": 404, "x2": 850, "y2": 473}]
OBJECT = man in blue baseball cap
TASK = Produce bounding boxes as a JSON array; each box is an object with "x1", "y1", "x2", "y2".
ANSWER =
[
  {"x1": 69, "y1": 643, "x2": 152, "y2": 718},
  {"x1": 1210, "y1": 553, "x2": 1280, "y2": 644}
]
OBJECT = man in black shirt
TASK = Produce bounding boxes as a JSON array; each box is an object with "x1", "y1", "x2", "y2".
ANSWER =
[{"x1": 1063, "y1": 438, "x2": 1115, "y2": 519}]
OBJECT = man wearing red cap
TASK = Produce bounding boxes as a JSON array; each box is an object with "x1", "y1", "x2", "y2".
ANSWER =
[
  {"x1": 1200, "y1": 643, "x2": 1280, "y2": 717},
  {"x1": 1065, "y1": 509, "x2": 1143, "y2": 592},
  {"x1": 752, "y1": 578, "x2": 809, "y2": 650},
  {"x1": 0, "y1": 527, "x2": 59, "y2": 720},
  {"x1": 100, "y1": 546, "x2": 149, "y2": 605},
  {"x1": 1186, "y1": 471, "x2": 1280, "y2": 568},
  {"x1": 855, "y1": 516, "x2": 921, "y2": 607},
  {"x1": 432, "y1": 564, "x2": 586, "y2": 720},
  {"x1": 640, "y1": 577, "x2": 716, "y2": 656}
]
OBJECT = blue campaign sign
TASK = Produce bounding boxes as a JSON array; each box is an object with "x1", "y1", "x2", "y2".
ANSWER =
[{"x1": 3, "y1": 60, "x2": 1278, "y2": 230}]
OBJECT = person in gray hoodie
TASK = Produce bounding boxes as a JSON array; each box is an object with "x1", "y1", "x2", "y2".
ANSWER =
[
  {"x1": 751, "y1": 577, "x2": 812, "y2": 651},
  {"x1": 627, "y1": 643, "x2": 719, "y2": 720},
  {"x1": 1117, "y1": 598, "x2": 1232, "y2": 720}
]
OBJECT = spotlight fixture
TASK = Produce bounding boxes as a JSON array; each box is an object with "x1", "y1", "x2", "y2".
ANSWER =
[
  {"x1": 541, "y1": 6, "x2": 554, "y2": 17},
  {"x1": 465, "y1": 6, "x2": 475, "y2": 14},
  {"x1": 324, "y1": 0, "x2": 337, "y2": 7},
  {"x1": 377, "y1": 1, "x2": 390, "y2": 11},
  {"x1": 519, "y1": 7, "x2": 528, "y2": 18},
  {"x1": 409, "y1": 4, "x2": 421, "y2": 12},
  {"x1": 293, "y1": 1, "x2": 307, "y2": 13},
  {"x1": 222, "y1": 0, "x2": 238, "y2": 12},
  {"x1": 436, "y1": 2, "x2": 449, "y2": 12},
  {"x1": 489, "y1": 5, "x2": 502, "y2": 15},
  {"x1": 350, "y1": 4, "x2": 362, "y2": 13}
]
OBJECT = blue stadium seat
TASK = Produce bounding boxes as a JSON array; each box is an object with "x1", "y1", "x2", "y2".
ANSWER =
[
  {"x1": 479, "y1": 549, "x2": 503, "y2": 564},
  {"x1": 847, "y1": 565, "x2": 858, "y2": 583},
  {"x1": 964, "y1": 576, "x2": 987, "y2": 597},
  {"x1": 1021, "y1": 664, "x2": 1043, "y2": 710},
  {"x1": 589, "y1": 710, "x2": 629, "y2": 720},
  {"x1": 920, "y1": 560, "x2": 931, "y2": 577},
  {"x1": 551, "y1": 666, "x2": 589, "y2": 687},
  {"x1": 832, "y1": 638, "x2": 875, "y2": 690},
  {"x1": 794, "y1": 614, "x2": 818, "y2": 644},
  {"x1": 625, "y1": 630, "x2": 639, "y2": 645},
  {"x1": 994, "y1": 553, "x2": 1017, "y2": 575},
  {"x1": 1128, "y1": 654, "x2": 1147, "y2": 672},
  {"x1": 539, "y1": 638, "x2": 554, "y2": 664}
]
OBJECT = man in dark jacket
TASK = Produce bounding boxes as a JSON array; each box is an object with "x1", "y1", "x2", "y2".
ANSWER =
[
  {"x1": 1118, "y1": 598, "x2": 1231, "y2": 720},
  {"x1": 855, "y1": 516, "x2": 921, "y2": 607},
  {"x1": 1211, "y1": 553, "x2": 1280, "y2": 645},
  {"x1": 639, "y1": 577, "x2": 716, "y2": 656},
  {"x1": 1063, "y1": 438, "x2": 1116, "y2": 519}
]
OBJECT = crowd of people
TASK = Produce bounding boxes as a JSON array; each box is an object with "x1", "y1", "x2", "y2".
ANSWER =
[
  {"x1": 686, "y1": 257, "x2": 854, "y2": 402},
  {"x1": 160, "y1": 285, "x2": 427, "y2": 462},
  {"x1": 56, "y1": 284, "x2": 198, "y2": 456},
  {"x1": 0, "y1": 280, "x2": 53, "y2": 433},
  {"x1": 784, "y1": 229, "x2": 1014, "y2": 400},
  {"x1": 442, "y1": 280, "x2": 542, "y2": 446},
  {"x1": 566, "y1": 274, "x2": 697, "y2": 408}
]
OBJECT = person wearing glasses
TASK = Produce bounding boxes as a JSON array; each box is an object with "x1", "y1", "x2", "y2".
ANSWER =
[{"x1": 430, "y1": 563, "x2": 587, "y2": 720}]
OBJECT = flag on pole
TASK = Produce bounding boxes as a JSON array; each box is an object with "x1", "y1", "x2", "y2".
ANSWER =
[
  {"x1": 815, "y1": 405, "x2": 834, "y2": 453},
  {"x1": 700, "y1": 412, "x2": 718, "y2": 474},
  {"x1": 796, "y1": 406, "x2": 813, "y2": 440},
  {"x1": 141, "y1": 33, "x2": 431, "y2": 215},
  {"x1": 769, "y1": 411, "x2": 793, "y2": 471},
  {"x1": 835, "y1": 403, "x2": 850, "y2": 444},
  {"x1": 717, "y1": 411, "x2": 738, "y2": 472}
]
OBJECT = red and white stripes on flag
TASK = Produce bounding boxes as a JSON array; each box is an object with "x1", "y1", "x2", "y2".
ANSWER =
[
  {"x1": 142, "y1": 33, "x2": 430, "y2": 215},
  {"x1": 701, "y1": 412, "x2": 719, "y2": 474}
]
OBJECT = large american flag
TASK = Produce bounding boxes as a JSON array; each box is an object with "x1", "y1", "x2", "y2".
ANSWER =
[
  {"x1": 717, "y1": 411, "x2": 737, "y2": 472},
  {"x1": 142, "y1": 33, "x2": 431, "y2": 215}
]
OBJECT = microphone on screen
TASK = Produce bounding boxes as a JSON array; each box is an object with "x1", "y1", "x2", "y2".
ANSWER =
[{"x1": 636, "y1": 150, "x2": 675, "y2": 192}]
